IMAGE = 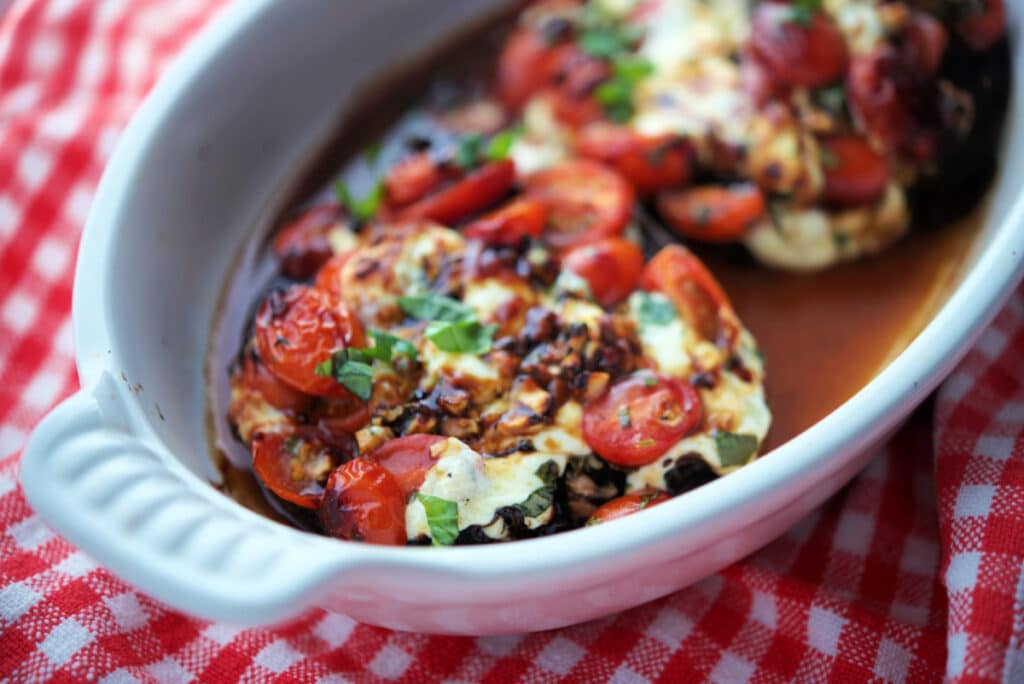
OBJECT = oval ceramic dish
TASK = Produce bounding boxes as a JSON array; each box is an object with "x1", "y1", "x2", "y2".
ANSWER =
[{"x1": 20, "y1": 0, "x2": 1024, "y2": 634}]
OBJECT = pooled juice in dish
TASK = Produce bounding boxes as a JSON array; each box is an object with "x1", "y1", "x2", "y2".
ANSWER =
[{"x1": 209, "y1": 0, "x2": 1007, "y2": 539}]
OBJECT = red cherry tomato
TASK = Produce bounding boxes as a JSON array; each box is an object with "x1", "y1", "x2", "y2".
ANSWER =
[
  {"x1": 523, "y1": 160, "x2": 634, "y2": 250},
  {"x1": 252, "y1": 431, "x2": 345, "y2": 510},
  {"x1": 273, "y1": 204, "x2": 344, "y2": 280},
  {"x1": 956, "y1": 0, "x2": 1006, "y2": 51},
  {"x1": 574, "y1": 122, "x2": 694, "y2": 195},
  {"x1": 367, "y1": 434, "x2": 446, "y2": 497},
  {"x1": 495, "y1": 28, "x2": 568, "y2": 110},
  {"x1": 315, "y1": 391, "x2": 371, "y2": 436},
  {"x1": 583, "y1": 373, "x2": 702, "y2": 467},
  {"x1": 255, "y1": 285, "x2": 367, "y2": 398},
  {"x1": 749, "y1": 3, "x2": 848, "y2": 88},
  {"x1": 463, "y1": 198, "x2": 547, "y2": 246},
  {"x1": 314, "y1": 251, "x2": 354, "y2": 298},
  {"x1": 905, "y1": 11, "x2": 948, "y2": 77},
  {"x1": 319, "y1": 459, "x2": 407, "y2": 545},
  {"x1": 398, "y1": 159, "x2": 516, "y2": 226},
  {"x1": 562, "y1": 237, "x2": 644, "y2": 309},
  {"x1": 586, "y1": 489, "x2": 671, "y2": 525},
  {"x1": 820, "y1": 136, "x2": 890, "y2": 208},
  {"x1": 546, "y1": 47, "x2": 611, "y2": 127},
  {"x1": 384, "y1": 152, "x2": 445, "y2": 209},
  {"x1": 656, "y1": 184, "x2": 765, "y2": 243},
  {"x1": 641, "y1": 245, "x2": 738, "y2": 345},
  {"x1": 235, "y1": 353, "x2": 311, "y2": 415}
]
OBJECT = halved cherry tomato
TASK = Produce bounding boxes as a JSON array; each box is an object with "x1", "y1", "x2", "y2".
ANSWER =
[
  {"x1": 314, "y1": 251, "x2": 355, "y2": 298},
  {"x1": 523, "y1": 160, "x2": 634, "y2": 250},
  {"x1": 368, "y1": 434, "x2": 446, "y2": 497},
  {"x1": 495, "y1": 28, "x2": 568, "y2": 110},
  {"x1": 956, "y1": 0, "x2": 1006, "y2": 51},
  {"x1": 820, "y1": 136, "x2": 889, "y2": 208},
  {"x1": 316, "y1": 391, "x2": 371, "y2": 436},
  {"x1": 574, "y1": 122, "x2": 694, "y2": 195},
  {"x1": 546, "y1": 47, "x2": 611, "y2": 127},
  {"x1": 255, "y1": 285, "x2": 367, "y2": 398},
  {"x1": 562, "y1": 237, "x2": 644, "y2": 309},
  {"x1": 319, "y1": 459, "x2": 407, "y2": 545},
  {"x1": 463, "y1": 198, "x2": 547, "y2": 247},
  {"x1": 252, "y1": 431, "x2": 345, "y2": 509},
  {"x1": 384, "y1": 152, "x2": 445, "y2": 209},
  {"x1": 656, "y1": 184, "x2": 765, "y2": 243},
  {"x1": 273, "y1": 203, "x2": 345, "y2": 280},
  {"x1": 235, "y1": 353, "x2": 311, "y2": 415},
  {"x1": 398, "y1": 159, "x2": 516, "y2": 226},
  {"x1": 641, "y1": 245, "x2": 738, "y2": 345},
  {"x1": 583, "y1": 373, "x2": 702, "y2": 467},
  {"x1": 586, "y1": 489, "x2": 671, "y2": 525},
  {"x1": 749, "y1": 3, "x2": 848, "y2": 88}
]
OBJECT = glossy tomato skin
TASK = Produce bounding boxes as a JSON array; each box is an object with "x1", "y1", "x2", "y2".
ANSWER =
[
  {"x1": 252, "y1": 430, "x2": 347, "y2": 510},
  {"x1": 398, "y1": 159, "x2": 516, "y2": 226},
  {"x1": 749, "y1": 3, "x2": 848, "y2": 88},
  {"x1": 384, "y1": 152, "x2": 445, "y2": 209},
  {"x1": 641, "y1": 245, "x2": 738, "y2": 345},
  {"x1": 495, "y1": 27, "x2": 567, "y2": 110},
  {"x1": 574, "y1": 123, "x2": 694, "y2": 195},
  {"x1": 583, "y1": 373, "x2": 702, "y2": 467},
  {"x1": 562, "y1": 237, "x2": 644, "y2": 309},
  {"x1": 235, "y1": 352, "x2": 312, "y2": 415},
  {"x1": 820, "y1": 136, "x2": 890, "y2": 208},
  {"x1": 546, "y1": 47, "x2": 611, "y2": 127},
  {"x1": 313, "y1": 251, "x2": 354, "y2": 298},
  {"x1": 956, "y1": 0, "x2": 1006, "y2": 51},
  {"x1": 367, "y1": 434, "x2": 446, "y2": 497},
  {"x1": 656, "y1": 184, "x2": 765, "y2": 243},
  {"x1": 254, "y1": 285, "x2": 367, "y2": 398},
  {"x1": 586, "y1": 489, "x2": 670, "y2": 525},
  {"x1": 463, "y1": 198, "x2": 547, "y2": 247},
  {"x1": 273, "y1": 203, "x2": 344, "y2": 280},
  {"x1": 523, "y1": 160, "x2": 634, "y2": 250},
  {"x1": 319, "y1": 459, "x2": 407, "y2": 545}
]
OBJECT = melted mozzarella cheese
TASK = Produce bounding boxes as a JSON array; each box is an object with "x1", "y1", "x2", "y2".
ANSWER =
[{"x1": 638, "y1": 0, "x2": 749, "y2": 74}]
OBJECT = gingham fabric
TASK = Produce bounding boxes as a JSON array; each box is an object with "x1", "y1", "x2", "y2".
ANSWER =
[{"x1": 1, "y1": 1, "x2": 1022, "y2": 682}]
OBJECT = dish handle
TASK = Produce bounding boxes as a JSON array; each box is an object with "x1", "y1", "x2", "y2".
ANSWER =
[{"x1": 20, "y1": 373, "x2": 341, "y2": 626}]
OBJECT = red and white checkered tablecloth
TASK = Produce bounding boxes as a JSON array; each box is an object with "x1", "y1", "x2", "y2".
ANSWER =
[{"x1": 1, "y1": 1, "x2": 1023, "y2": 682}]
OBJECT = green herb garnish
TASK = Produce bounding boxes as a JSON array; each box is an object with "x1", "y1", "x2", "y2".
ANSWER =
[
  {"x1": 366, "y1": 329, "x2": 418, "y2": 363},
  {"x1": 424, "y1": 320, "x2": 497, "y2": 355},
  {"x1": 787, "y1": 0, "x2": 823, "y2": 26},
  {"x1": 454, "y1": 134, "x2": 483, "y2": 169},
  {"x1": 334, "y1": 178, "x2": 385, "y2": 222},
  {"x1": 509, "y1": 460, "x2": 559, "y2": 519},
  {"x1": 315, "y1": 355, "x2": 374, "y2": 400},
  {"x1": 398, "y1": 294, "x2": 476, "y2": 323},
  {"x1": 714, "y1": 432, "x2": 759, "y2": 467},
  {"x1": 416, "y1": 493, "x2": 459, "y2": 546},
  {"x1": 485, "y1": 126, "x2": 522, "y2": 161},
  {"x1": 635, "y1": 292, "x2": 677, "y2": 326}
]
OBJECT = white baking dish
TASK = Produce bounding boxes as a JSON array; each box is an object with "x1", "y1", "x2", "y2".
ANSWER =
[{"x1": 20, "y1": 0, "x2": 1024, "y2": 634}]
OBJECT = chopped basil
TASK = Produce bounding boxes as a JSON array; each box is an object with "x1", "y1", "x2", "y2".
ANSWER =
[
  {"x1": 643, "y1": 375, "x2": 658, "y2": 388},
  {"x1": 367, "y1": 329, "x2": 418, "y2": 363},
  {"x1": 612, "y1": 55, "x2": 654, "y2": 82},
  {"x1": 485, "y1": 126, "x2": 522, "y2": 161},
  {"x1": 510, "y1": 460, "x2": 559, "y2": 519},
  {"x1": 398, "y1": 294, "x2": 476, "y2": 323},
  {"x1": 334, "y1": 178, "x2": 384, "y2": 222},
  {"x1": 454, "y1": 134, "x2": 483, "y2": 170},
  {"x1": 416, "y1": 493, "x2": 459, "y2": 546},
  {"x1": 618, "y1": 405, "x2": 631, "y2": 427},
  {"x1": 714, "y1": 432, "x2": 759, "y2": 467},
  {"x1": 635, "y1": 292, "x2": 677, "y2": 326},
  {"x1": 535, "y1": 460, "x2": 558, "y2": 486},
  {"x1": 424, "y1": 320, "x2": 497, "y2": 355},
  {"x1": 787, "y1": 0, "x2": 823, "y2": 26},
  {"x1": 315, "y1": 355, "x2": 374, "y2": 401}
]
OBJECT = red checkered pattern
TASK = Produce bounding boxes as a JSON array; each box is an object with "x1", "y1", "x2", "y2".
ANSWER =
[{"x1": 0, "y1": 1, "x2": 1022, "y2": 682}]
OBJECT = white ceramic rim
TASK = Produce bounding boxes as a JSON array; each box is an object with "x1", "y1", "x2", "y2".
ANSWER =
[{"x1": 67, "y1": 0, "x2": 1024, "y2": 586}]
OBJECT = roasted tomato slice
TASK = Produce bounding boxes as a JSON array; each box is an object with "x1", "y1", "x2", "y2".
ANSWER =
[
  {"x1": 494, "y1": 18, "x2": 575, "y2": 110},
  {"x1": 398, "y1": 159, "x2": 516, "y2": 226},
  {"x1": 319, "y1": 459, "x2": 407, "y2": 545},
  {"x1": 523, "y1": 160, "x2": 634, "y2": 250},
  {"x1": 641, "y1": 245, "x2": 738, "y2": 345},
  {"x1": 562, "y1": 237, "x2": 644, "y2": 309},
  {"x1": 367, "y1": 434, "x2": 446, "y2": 497},
  {"x1": 384, "y1": 152, "x2": 445, "y2": 209},
  {"x1": 586, "y1": 489, "x2": 671, "y2": 525},
  {"x1": 273, "y1": 203, "x2": 345, "y2": 280},
  {"x1": 955, "y1": 0, "x2": 1006, "y2": 51},
  {"x1": 252, "y1": 431, "x2": 347, "y2": 510},
  {"x1": 234, "y1": 352, "x2": 311, "y2": 415},
  {"x1": 820, "y1": 136, "x2": 889, "y2": 208},
  {"x1": 656, "y1": 184, "x2": 765, "y2": 243},
  {"x1": 463, "y1": 198, "x2": 547, "y2": 247},
  {"x1": 314, "y1": 251, "x2": 355, "y2": 298},
  {"x1": 749, "y1": 3, "x2": 848, "y2": 88},
  {"x1": 255, "y1": 285, "x2": 367, "y2": 398},
  {"x1": 574, "y1": 123, "x2": 694, "y2": 195},
  {"x1": 583, "y1": 372, "x2": 702, "y2": 467},
  {"x1": 546, "y1": 47, "x2": 611, "y2": 127}
]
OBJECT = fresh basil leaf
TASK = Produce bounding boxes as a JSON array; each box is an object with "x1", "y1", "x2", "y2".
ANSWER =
[
  {"x1": 334, "y1": 178, "x2": 384, "y2": 222},
  {"x1": 612, "y1": 55, "x2": 653, "y2": 82},
  {"x1": 333, "y1": 360, "x2": 374, "y2": 401},
  {"x1": 714, "y1": 432, "x2": 759, "y2": 467},
  {"x1": 534, "y1": 459, "x2": 558, "y2": 487},
  {"x1": 367, "y1": 329, "x2": 418, "y2": 363},
  {"x1": 578, "y1": 26, "x2": 627, "y2": 58},
  {"x1": 635, "y1": 292, "x2": 677, "y2": 326},
  {"x1": 416, "y1": 493, "x2": 459, "y2": 546},
  {"x1": 788, "y1": 0, "x2": 822, "y2": 26},
  {"x1": 315, "y1": 358, "x2": 334, "y2": 378},
  {"x1": 485, "y1": 126, "x2": 522, "y2": 161},
  {"x1": 398, "y1": 294, "x2": 476, "y2": 323},
  {"x1": 515, "y1": 485, "x2": 555, "y2": 519},
  {"x1": 454, "y1": 134, "x2": 483, "y2": 169},
  {"x1": 424, "y1": 321, "x2": 496, "y2": 355}
]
